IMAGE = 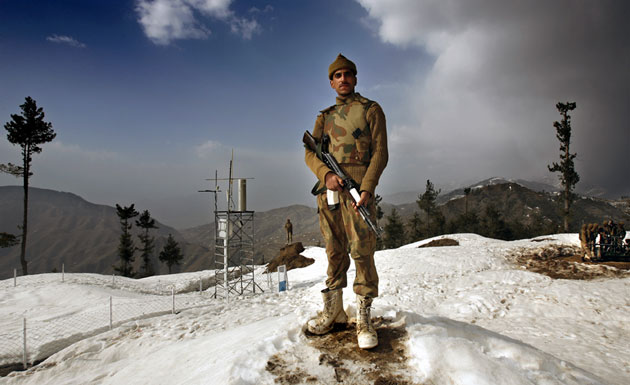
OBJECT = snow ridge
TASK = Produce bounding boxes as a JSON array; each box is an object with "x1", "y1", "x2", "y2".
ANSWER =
[{"x1": 2, "y1": 234, "x2": 629, "y2": 384}]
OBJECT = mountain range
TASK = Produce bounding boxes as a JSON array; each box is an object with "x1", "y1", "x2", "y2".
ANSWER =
[
  {"x1": 0, "y1": 186, "x2": 214, "y2": 279},
  {"x1": 1, "y1": 179, "x2": 628, "y2": 279}
]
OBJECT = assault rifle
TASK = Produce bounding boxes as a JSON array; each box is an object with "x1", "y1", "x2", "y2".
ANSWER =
[{"x1": 303, "y1": 130, "x2": 383, "y2": 237}]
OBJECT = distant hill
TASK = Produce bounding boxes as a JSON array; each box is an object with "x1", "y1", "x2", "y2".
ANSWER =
[
  {"x1": 2, "y1": 180, "x2": 628, "y2": 279},
  {"x1": 389, "y1": 181, "x2": 629, "y2": 232},
  {"x1": 386, "y1": 176, "x2": 626, "y2": 207},
  {"x1": 385, "y1": 177, "x2": 558, "y2": 207},
  {"x1": 180, "y1": 204, "x2": 322, "y2": 265},
  {"x1": 437, "y1": 177, "x2": 559, "y2": 204},
  {"x1": 0, "y1": 186, "x2": 213, "y2": 279}
]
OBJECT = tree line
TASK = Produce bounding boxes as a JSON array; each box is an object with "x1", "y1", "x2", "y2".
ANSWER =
[
  {"x1": 114, "y1": 204, "x2": 183, "y2": 278},
  {"x1": 378, "y1": 180, "x2": 559, "y2": 249}
]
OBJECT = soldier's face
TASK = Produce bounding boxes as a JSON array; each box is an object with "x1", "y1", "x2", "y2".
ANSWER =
[{"x1": 330, "y1": 68, "x2": 356, "y2": 96}]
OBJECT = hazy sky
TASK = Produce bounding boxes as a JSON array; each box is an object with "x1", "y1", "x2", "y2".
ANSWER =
[{"x1": 1, "y1": 0, "x2": 628, "y2": 228}]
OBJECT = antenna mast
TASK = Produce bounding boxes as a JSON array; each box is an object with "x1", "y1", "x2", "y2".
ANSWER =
[{"x1": 200, "y1": 151, "x2": 262, "y2": 301}]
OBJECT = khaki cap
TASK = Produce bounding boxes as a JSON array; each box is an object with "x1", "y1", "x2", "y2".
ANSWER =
[{"x1": 328, "y1": 53, "x2": 357, "y2": 79}]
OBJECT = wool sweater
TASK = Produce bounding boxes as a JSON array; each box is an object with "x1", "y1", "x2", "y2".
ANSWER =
[{"x1": 305, "y1": 92, "x2": 388, "y2": 197}]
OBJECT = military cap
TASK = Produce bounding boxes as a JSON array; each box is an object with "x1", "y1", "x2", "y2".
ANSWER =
[{"x1": 328, "y1": 53, "x2": 357, "y2": 79}]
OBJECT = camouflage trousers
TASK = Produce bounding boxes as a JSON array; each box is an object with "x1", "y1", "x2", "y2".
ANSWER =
[{"x1": 317, "y1": 191, "x2": 378, "y2": 297}]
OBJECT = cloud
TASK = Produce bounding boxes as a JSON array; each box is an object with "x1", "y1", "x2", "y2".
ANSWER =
[
  {"x1": 249, "y1": 5, "x2": 273, "y2": 14},
  {"x1": 195, "y1": 139, "x2": 225, "y2": 159},
  {"x1": 44, "y1": 141, "x2": 121, "y2": 162},
  {"x1": 356, "y1": 0, "x2": 630, "y2": 197},
  {"x1": 229, "y1": 17, "x2": 260, "y2": 40},
  {"x1": 46, "y1": 35, "x2": 86, "y2": 48},
  {"x1": 136, "y1": 0, "x2": 262, "y2": 44}
]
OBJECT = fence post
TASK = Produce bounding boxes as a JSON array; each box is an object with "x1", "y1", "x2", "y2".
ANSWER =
[
  {"x1": 22, "y1": 318, "x2": 27, "y2": 369},
  {"x1": 109, "y1": 296, "x2": 113, "y2": 330},
  {"x1": 171, "y1": 287, "x2": 175, "y2": 314},
  {"x1": 14, "y1": 268, "x2": 17, "y2": 287},
  {"x1": 199, "y1": 278, "x2": 202, "y2": 294},
  {"x1": 112, "y1": 273, "x2": 115, "y2": 286},
  {"x1": 62, "y1": 263, "x2": 65, "y2": 283}
]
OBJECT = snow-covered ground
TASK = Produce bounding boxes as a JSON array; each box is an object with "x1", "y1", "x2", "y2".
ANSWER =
[{"x1": 1, "y1": 233, "x2": 629, "y2": 385}]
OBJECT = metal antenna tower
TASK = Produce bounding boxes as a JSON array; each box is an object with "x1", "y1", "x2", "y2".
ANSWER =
[{"x1": 202, "y1": 151, "x2": 262, "y2": 301}]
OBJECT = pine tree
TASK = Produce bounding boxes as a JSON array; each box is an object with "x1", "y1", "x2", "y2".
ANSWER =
[
  {"x1": 407, "y1": 212, "x2": 424, "y2": 243},
  {"x1": 451, "y1": 210, "x2": 480, "y2": 235},
  {"x1": 374, "y1": 194, "x2": 385, "y2": 250},
  {"x1": 383, "y1": 208, "x2": 405, "y2": 249},
  {"x1": 480, "y1": 205, "x2": 512, "y2": 240},
  {"x1": 0, "y1": 232, "x2": 19, "y2": 248},
  {"x1": 136, "y1": 210, "x2": 158, "y2": 277},
  {"x1": 374, "y1": 194, "x2": 384, "y2": 223},
  {"x1": 464, "y1": 187, "x2": 472, "y2": 215},
  {"x1": 159, "y1": 234, "x2": 183, "y2": 274},
  {"x1": 3, "y1": 97, "x2": 56, "y2": 275},
  {"x1": 548, "y1": 101, "x2": 579, "y2": 232},
  {"x1": 114, "y1": 204, "x2": 139, "y2": 277},
  {"x1": 417, "y1": 180, "x2": 443, "y2": 237}
]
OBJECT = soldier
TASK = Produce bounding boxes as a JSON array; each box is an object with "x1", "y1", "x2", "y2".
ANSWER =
[
  {"x1": 588, "y1": 223, "x2": 600, "y2": 258},
  {"x1": 612, "y1": 221, "x2": 625, "y2": 250},
  {"x1": 285, "y1": 218, "x2": 293, "y2": 244},
  {"x1": 579, "y1": 224, "x2": 591, "y2": 261},
  {"x1": 304, "y1": 54, "x2": 388, "y2": 349}
]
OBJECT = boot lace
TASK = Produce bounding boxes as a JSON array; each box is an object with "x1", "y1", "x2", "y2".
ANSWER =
[{"x1": 357, "y1": 298, "x2": 374, "y2": 334}]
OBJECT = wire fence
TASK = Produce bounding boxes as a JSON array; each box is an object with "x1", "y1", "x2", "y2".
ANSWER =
[{"x1": 1, "y1": 266, "x2": 288, "y2": 374}]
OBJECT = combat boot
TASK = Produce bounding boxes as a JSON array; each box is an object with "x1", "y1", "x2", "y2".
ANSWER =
[
  {"x1": 356, "y1": 294, "x2": 378, "y2": 349},
  {"x1": 306, "y1": 288, "x2": 347, "y2": 335}
]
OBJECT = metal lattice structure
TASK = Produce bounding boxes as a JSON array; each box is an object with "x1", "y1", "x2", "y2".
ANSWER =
[
  {"x1": 214, "y1": 209, "x2": 262, "y2": 299},
  {"x1": 202, "y1": 156, "x2": 263, "y2": 300}
]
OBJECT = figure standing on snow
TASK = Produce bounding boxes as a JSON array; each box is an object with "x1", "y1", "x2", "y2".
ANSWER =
[
  {"x1": 285, "y1": 218, "x2": 293, "y2": 244},
  {"x1": 304, "y1": 54, "x2": 388, "y2": 349}
]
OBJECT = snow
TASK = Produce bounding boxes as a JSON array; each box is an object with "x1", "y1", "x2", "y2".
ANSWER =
[{"x1": 1, "y1": 233, "x2": 629, "y2": 385}]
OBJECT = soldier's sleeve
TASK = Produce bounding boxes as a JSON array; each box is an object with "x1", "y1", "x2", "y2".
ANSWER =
[
  {"x1": 360, "y1": 103, "x2": 388, "y2": 196},
  {"x1": 304, "y1": 113, "x2": 332, "y2": 186}
]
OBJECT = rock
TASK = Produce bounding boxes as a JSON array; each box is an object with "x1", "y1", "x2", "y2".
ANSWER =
[{"x1": 265, "y1": 242, "x2": 314, "y2": 273}]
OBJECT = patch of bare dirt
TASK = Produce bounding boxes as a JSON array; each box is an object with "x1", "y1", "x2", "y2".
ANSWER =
[
  {"x1": 266, "y1": 356, "x2": 316, "y2": 384},
  {"x1": 510, "y1": 244, "x2": 630, "y2": 280},
  {"x1": 266, "y1": 318, "x2": 425, "y2": 384},
  {"x1": 417, "y1": 238, "x2": 459, "y2": 248},
  {"x1": 530, "y1": 237, "x2": 555, "y2": 242}
]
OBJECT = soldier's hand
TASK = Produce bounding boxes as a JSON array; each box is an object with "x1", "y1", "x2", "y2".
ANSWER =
[
  {"x1": 325, "y1": 172, "x2": 344, "y2": 191},
  {"x1": 352, "y1": 191, "x2": 371, "y2": 213}
]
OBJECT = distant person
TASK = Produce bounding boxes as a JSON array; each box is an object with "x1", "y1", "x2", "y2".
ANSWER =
[
  {"x1": 304, "y1": 54, "x2": 388, "y2": 349},
  {"x1": 285, "y1": 218, "x2": 293, "y2": 244}
]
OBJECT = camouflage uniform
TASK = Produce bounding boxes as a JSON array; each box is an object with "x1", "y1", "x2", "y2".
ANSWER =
[{"x1": 305, "y1": 92, "x2": 388, "y2": 298}]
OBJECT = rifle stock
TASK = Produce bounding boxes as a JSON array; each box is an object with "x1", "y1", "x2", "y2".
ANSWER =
[{"x1": 303, "y1": 131, "x2": 318, "y2": 153}]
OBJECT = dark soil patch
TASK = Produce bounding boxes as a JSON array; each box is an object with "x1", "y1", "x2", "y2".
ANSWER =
[
  {"x1": 530, "y1": 237, "x2": 555, "y2": 242},
  {"x1": 0, "y1": 363, "x2": 24, "y2": 377},
  {"x1": 511, "y1": 244, "x2": 630, "y2": 280},
  {"x1": 0, "y1": 359, "x2": 46, "y2": 377},
  {"x1": 417, "y1": 238, "x2": 459, "y2": 248},
  {"x1": 266, "y1": 318, "x2": 424, "y2": 384},
  {"x1": 266, "y1": 356, "x2": 316, "y2": 384}
]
